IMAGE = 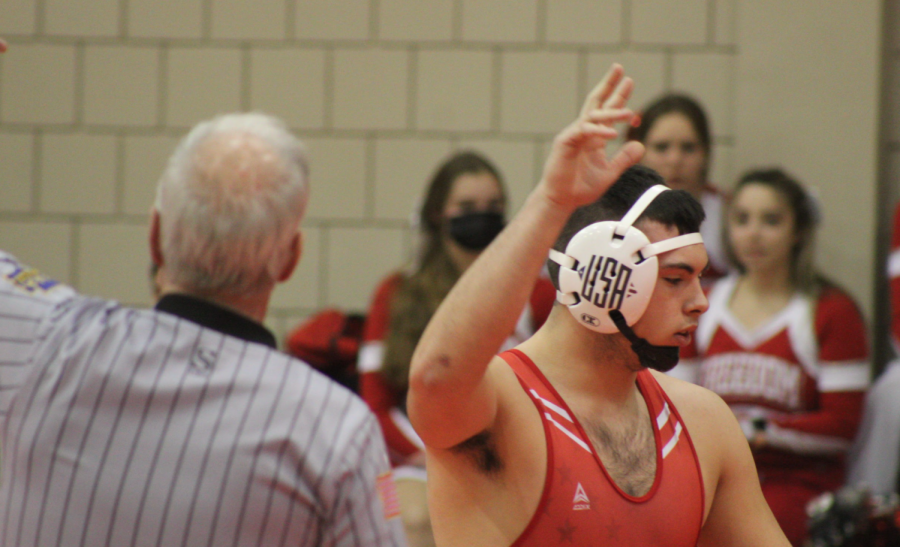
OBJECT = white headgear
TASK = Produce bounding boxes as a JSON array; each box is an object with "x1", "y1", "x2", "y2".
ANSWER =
[{"x1": 549, "y1": 185, "x2": 703, "y2": 334}]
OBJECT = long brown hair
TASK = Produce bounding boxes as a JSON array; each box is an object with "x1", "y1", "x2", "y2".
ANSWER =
[
  {"x1": 724, "y1": 167, "x2": 822, "y2": 294},
  {"x1": 380, "y1": 151, "x2": 504, "y2": 392}
]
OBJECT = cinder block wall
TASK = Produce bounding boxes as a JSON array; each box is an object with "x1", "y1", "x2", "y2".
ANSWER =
[{"x1": 0, "y1": 0, "x2": 888, "y2": 358}]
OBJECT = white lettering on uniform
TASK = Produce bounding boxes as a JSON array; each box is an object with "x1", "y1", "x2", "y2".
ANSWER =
[{"x1": 700, "y1": 353, "x2": 803, "y2": 409}]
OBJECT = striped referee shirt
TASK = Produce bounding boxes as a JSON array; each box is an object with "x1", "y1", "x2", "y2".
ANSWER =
[{"x1": 0, "y1": 251, "x2": 406, "y2": 547}]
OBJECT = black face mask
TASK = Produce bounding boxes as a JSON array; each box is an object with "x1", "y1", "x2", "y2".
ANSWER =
[
  {"x1": 447, "y1": 212, "x2": 505, "y2": 251},
  {"x1": 609, "y1": 310, "x2": 681, "y2": 373}
]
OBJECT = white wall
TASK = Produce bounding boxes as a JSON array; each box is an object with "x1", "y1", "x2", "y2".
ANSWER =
[
  {"x1": 0, "y1": 0, "x2": 888, "y2": 356},
  {"x1": 734, "y1": 0, "x2": 882, "y2": 316}
]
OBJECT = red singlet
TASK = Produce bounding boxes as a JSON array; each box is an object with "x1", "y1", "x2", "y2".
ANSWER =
[{"x1": 500, "y1": 349, "x2": 705, "y2": 547}]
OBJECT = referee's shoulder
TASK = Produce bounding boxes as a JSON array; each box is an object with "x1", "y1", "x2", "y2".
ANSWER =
[
  {"x1": 263, "y1": 347, "x2": 386, "y2": 468},
  {"x1": 268, "y1": 345, "x2": 378, "y2": 428},
  {"x1": 0, "y1": 250, "x2": 78, "y2": 308}
]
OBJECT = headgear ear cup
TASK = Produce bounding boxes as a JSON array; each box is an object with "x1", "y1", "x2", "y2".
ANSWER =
[{"x1": 549, "y1": 185, "x2": 703, "y2": 334}]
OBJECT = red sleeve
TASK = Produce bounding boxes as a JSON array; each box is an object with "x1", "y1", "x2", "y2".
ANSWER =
[
  {"x1": 774, "y1": 286, "x2": 869, "y2": 441},
  {"x1": 528, "y1": 277, "x2": 557, "y2": 330},
  {"x1": 358, "y1": 274, "x2": 422, "y2": 461},
  {"x1": 890, "y1": 203, "x2": 900, "y2": 343},
  {"x1": 816, "y1": 287, "x2": 868, "y2": 363},
  {"x1": 361, "y1": 274, "x2": 402, "y2": 344}
]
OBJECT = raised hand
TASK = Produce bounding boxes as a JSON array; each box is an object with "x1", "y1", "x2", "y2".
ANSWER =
[{"x1": 539, "y1": 64, "x2": 645, "y2": 212}]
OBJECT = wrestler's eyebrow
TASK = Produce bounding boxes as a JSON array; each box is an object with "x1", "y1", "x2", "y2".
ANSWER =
[{"x1": 659, "y1": 260, "x2": 710, "y2": 275}]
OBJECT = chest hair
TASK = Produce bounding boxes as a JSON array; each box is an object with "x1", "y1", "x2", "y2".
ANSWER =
[{"x1": 577, "y1": 412, "x2": 657, "y2": 497}]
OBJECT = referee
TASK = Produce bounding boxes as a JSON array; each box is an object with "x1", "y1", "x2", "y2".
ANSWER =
[{"x1": 0, "y1": 103, "x2": 407, "y2": 545}]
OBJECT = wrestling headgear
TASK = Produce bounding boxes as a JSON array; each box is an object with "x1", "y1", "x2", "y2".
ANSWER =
[{"x1": 548, "y1": 185, "x2": 703, "y2": 334}]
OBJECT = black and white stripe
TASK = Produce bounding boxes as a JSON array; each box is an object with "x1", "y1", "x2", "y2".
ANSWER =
[{"x1": 0, "y1": 251, "x2": 406, "y2": 547}]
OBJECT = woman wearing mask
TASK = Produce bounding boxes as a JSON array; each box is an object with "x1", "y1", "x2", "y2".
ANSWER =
[
  {"x1": 629, "y1": 93, "x2": 730, "y2": 283},
  {"x1": 680, "y1": 168, "x2": 870, "y2": 546},
  {"x1": 358, "y1": 151, "x2": 555, "y2": 546}
]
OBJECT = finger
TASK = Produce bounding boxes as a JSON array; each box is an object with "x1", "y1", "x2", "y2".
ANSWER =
[
  {"x1": 0, "y1": 39, "x2": 7, "y2": 53},
  {"x1": 606, "y1": 140, "x2": 645, "y2": 174},
  {"x1": 603, "y1": 76, "x2": 634, "y2": 110},
  {"x1": 583, "y1": 108, "x2": 636, "y2": 126},
  {"x1": 579, "y1": 63, "x2": 624, "y2": 118},
  {"x1": 567, "y1": 121, "x2": 619, "y2": 143},
  {"x1": 552, "y1": 119, "x2": 617, "y2": 158}
]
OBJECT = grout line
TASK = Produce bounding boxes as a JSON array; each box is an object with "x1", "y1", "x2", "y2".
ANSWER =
[
  {"x1": 577, "y1": 49, "x2": 587, "y2": 114},
  {"x1": 114, "y1": 133, "x2": 126, "y2": 213},
  {"x1": 319, "y1": 225, "x2": 329, "y2": 307},
  {"x1": 370, "y1": 0, "x2": 379, "y2": 40},
  {"x1": 241, "y1": 43, "x2": 252, "y2": 111},
  {"x1": 364, "y1": 134, "x2": 376, "y2": 220},
  {"x1": 70, "y1": 219, "x2": 80, "y2": 289},
  {"x1": 0, "y1": 34, "x2": 736, "y2": 55},
  {"x1": 663, "y1": 49, "x2": 673, "y2": 90},
  {"x1": 158, "y1": 45, "x2": 168, "y2": 127},
  {"x1": 407, "y1": 46, "x2": 417, "y2": 130},
  {"x1": 35, "y1": 0, "x2": 47, "y2": 35},
  {"x1": 491, "y1": 46, "x2": 502, "y2": 132},
  {"x1": 452, "y1": 0, "x2": 463, "y2": 41},
  {"x1": 285, "y1": 0, "x2": 296, "y2": 40},
  {"x1": 323, "y1": 46, "x2": 334, "y2": 129},
  {"x1": 201, "y1": 0, "x2": 213, "y2": 39},
  {"x1": 32, "y1": 130, "x2": 43, "y2": 213},
  {"x1": 535, "y1": 0, "x2": 547, "y2": 44},
  {"x1": 119, "y1": 0, "x2": 129, "y2": 38},
  {"x1": 73, "y1": 41, "x2": 85, "y2": 126}
]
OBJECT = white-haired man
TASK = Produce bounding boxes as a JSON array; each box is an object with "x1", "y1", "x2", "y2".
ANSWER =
[{"x1": 0, "y1": 109, "x2": 406, "y2": 546}]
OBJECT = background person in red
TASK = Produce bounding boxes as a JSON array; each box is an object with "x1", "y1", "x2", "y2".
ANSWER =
[
  {"x1": 680, "y1": 168, "x2": 870, "y2": 545},
  {"x1": 629, "y1": 94, "x2": 730, "y2": 285},
  {"x1": 358, "y1": 151, "x2": 555, "y2": 545},
  {"x1": 845, "y1": 201, "x2": 900, "y2": 496}
]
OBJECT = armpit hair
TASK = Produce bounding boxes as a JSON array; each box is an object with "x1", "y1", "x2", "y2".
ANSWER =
[{"x1": 452, "y1": 430, "x2": 504, "y2": 475}]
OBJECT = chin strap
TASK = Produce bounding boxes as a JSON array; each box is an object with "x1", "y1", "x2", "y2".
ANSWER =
[{"x1": 608, "y1": 310, "x2": 680, "y2": 372}]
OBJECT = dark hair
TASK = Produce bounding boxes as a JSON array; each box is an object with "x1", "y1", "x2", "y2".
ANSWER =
[
  {"x1": 628, "y1": 93, "x2": 711, "y2": 155},
  {"x1": 725, "y1": 167, "x2": 820, "y2": 292},
  {"x1": 382, "y1": 150, "x2": 505, "y2": 392},
  {"x1": 628, "y1": 93, "x2": 712, "y2": 187},
  {"x1": 548, "y1": 165, "x2": 706, "y2": 289}
]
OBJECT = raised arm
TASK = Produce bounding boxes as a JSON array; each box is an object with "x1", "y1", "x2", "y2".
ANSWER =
[{"x1": 407, "y1": 64, "x2": 645, "y2": 450}]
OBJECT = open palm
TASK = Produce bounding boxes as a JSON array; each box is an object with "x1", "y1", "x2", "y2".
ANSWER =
[{"x1": 541, "y1": 64, "x2": 645, "y2": 211}]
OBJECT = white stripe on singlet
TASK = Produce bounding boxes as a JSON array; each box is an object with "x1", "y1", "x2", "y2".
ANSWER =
[
  {"x1": 527, "y1": 389, "x2": 592, "y2": 453},
  {"x1": 0, "y1": 253, "x2": 405, "y2": 547},
  {"x1": 661, "y1": 421, "x2": 683, "y2": 459}
]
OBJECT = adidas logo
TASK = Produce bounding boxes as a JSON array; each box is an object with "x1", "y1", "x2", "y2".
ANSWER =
[{"x1": 572, "y1": 482, "x2": 590, "y2": 511}]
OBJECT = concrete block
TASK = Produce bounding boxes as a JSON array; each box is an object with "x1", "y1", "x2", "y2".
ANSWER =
[{"x1": 40, "y1": 133, "x2": 117, "y2": 214}]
